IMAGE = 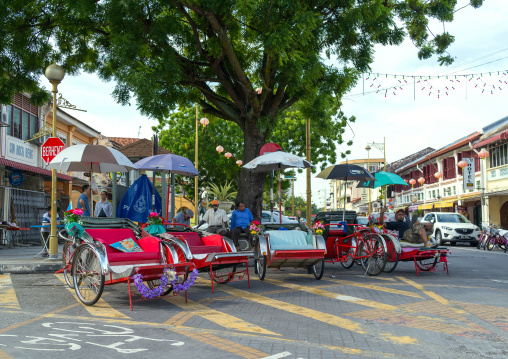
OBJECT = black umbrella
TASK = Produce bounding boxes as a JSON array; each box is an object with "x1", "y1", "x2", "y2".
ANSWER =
[{"x1": 317, "y1": 164, "x2": 376, "y2": 221}]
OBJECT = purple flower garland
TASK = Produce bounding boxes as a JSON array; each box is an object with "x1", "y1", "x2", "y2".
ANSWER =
[
  {"x1": 172, "y1": 268, "x2": 199, "y2": 293},
  {"x1": 133, "y1": 267, "x2": 199, "y2": 299}
]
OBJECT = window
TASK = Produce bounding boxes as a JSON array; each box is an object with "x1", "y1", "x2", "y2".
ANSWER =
[
  {"x1": 489, "y1": 143, "x2": 508, "y2": 168},
  {"x1": 432, "y1": 190, "x2": 435, "y2": 198},
  {"x1": 5, "y1": 94, "x2": 38, "y2": 141},
  {"x1": 476, "y1": 180, "x2": 481, "y2": 189},
  {"x1": 453, "y1": 186, "x2": 456, "y2": 195}
]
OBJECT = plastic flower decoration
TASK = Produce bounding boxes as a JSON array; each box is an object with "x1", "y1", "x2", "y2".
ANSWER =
[
  {"x1": 313, "y1": 221, "x2": 324, "y2": 235},
  {"x1": 64, "y1": 208, "x2": 84, "y2": 224},
  {"x1": 250, "y1": 220, "x2": 261, "y2": 236},
  {"x1": 147, "y1": 212, "x2": 162, "y2": 225}
]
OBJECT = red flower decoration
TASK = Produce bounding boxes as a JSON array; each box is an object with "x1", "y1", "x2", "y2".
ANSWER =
[{"x1": 252, "y1": 220, "x2": 260, "y2": 226}]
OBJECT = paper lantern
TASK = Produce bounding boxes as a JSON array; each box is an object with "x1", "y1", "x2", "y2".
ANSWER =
[
  {"x1": 418, "y1": 177, "x2": 425, "y2": 184},
  {"x1": 409, "y1": 179, "x2": 416, "y2": 185},
  {"x1": 457, "y1": 160, "x2": 468, "y2": 168},
  {"x1": 236, "y1": 160, "x2": 243, "y2": 166},
  {"x1": 199, "y1": 117, "x2": 209, "y2": 127},
  {"x1": 478, "y1": 149, "x2": 489, "y2": 159},
  {"x1": 256, "y1": 87, "x2": 262, "y2": 94},
  {"x1": 434, "y1": 172, "x2": 443, "y2": 179},
  {"x1": 225, "y1": 152, "x2": 232, "y2": 159},
  {"x1": 216, "y1": 145, "x2": 224, "y2": 153}
]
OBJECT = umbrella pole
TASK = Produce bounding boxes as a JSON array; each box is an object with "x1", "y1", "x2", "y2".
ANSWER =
[
  {"x1": 343, "y1": 176, "x2": 347, "y2": 222},
  {"x1": 270, "y1": 170, "x2": 274, "y2": 222},
  {"x1": 166, "y1": 180, "x2": 170, "y2": 223},
  {"x1": 90, "y1": 164, "x2": 94, "y2": 218},
  {"x1": 278, "y1": 169, "x2": 282, "y2": 224}
]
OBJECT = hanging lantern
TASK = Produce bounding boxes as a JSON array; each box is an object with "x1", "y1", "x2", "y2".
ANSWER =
[
  {"x1": 434, "y1": 172, "x2": 443, "y2": 179},
  {"x1": 236, "y1": 160, "x2": 243, "y2": 166},
  {"x1": 255, "y1": 87, "x2": 262, "y2": 94},
  {"x1": 216, "y1": 145, "x2": 224, "y2": 153},
  {"x1": 404, "y1": 179, "x2": 409, "y2": 184},
  {"x1": 418, "y1": 177, "x2": 425, "y2": 185},
  {"x1": 478, "y1": 148, "x2": 489, "y2": 159},
  {"x1": 409, "y1": 178, "x2": 416, "y2": 187},
  {"x1": 225, "y1": 152, "x2": 232, "y2": 159},
  {"x1": 457, "y1": 160, "x2": 468, "y2": 168},
  {"x1": 199, "y1": 117, "x2": 209, "y2": 127}
]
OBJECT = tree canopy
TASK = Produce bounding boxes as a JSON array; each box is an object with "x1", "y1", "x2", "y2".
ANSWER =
[{"x1": 1, "y1": 0, "x2": 485, "y2": 217}]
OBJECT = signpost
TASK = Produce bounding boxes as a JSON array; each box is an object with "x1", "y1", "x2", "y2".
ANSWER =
[
  {"x1": 462, "y1": 158, "x2": 475, "y2": 191},
  {"x1": 41, "y1": 137, "x2": 65, "y2": 164}
]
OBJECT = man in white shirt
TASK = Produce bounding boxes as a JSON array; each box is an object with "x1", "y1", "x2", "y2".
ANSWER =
[
  {"x1": 94, "y1": 191, "x2": 113, "y2": 218},
  {"x1": 197, "y1": 200, "x2": 229, "y2": 235}
]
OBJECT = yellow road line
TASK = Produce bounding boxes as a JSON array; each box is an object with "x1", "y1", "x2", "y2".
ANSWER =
[
  {"x1": 164, "y1": 311, "x2": 196, "y2": 326},
  {"x1": 290, "y1": 274, "x2": 423, "y2": 298},
  {"x1": 265, "y1": 278, "x2": 398, "y2": 311},
  {"x1": 397, "y1": 276, "x2": 465, "y2": 314},
  {"x1": 0, "y1": 275, "x2": 21, "y2": 310},
  {"x1": 55, "y1": 273, "x2": 130, "y2": 319},
  {"x1": 0, "y1": 349, "x2": 13, "y2": 359},
  {"x1": 166, "y1": 296, "x2": 280, "y2": 335}
]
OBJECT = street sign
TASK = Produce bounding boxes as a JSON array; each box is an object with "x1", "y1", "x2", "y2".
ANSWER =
[
  {"x1": 297, "y1": 210, "x2": 301, "y2": 214},
  {"x1": 41, "y1": 137, "x2": 65, "y2": 164},
  {"x1": 462, "y1": 158, "x2": 475, "y2": 191}
]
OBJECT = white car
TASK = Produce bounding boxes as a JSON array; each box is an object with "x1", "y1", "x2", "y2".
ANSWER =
[
  {"x1": 262, "y1": 210, "x2": 299, "y2": 224},
  {"x1": 421, "y1": 212, "x2": 481, "y2": 246}
]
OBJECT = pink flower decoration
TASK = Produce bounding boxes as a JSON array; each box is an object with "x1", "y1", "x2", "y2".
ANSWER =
[
  {"x1": 149, "y1": 212, "x2": 159, "y2": 217},
  {"x1": 73, "y1": 209, "x2": 84, "y2": 216}
]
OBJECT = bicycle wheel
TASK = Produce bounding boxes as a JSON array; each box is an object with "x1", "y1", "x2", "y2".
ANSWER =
[
  {"x1": 416, "y1": 257, "x2": 438, "y2": 271},
  {"x1": 147, "y1": 267, "x2": 189, "y2": 296},
  {"x1": 383, "y1": 251, "x2": 399, "y2": 273},
  {"x1": 487, "y1": 236, "x2": 496, "y2": 251},
  {"x1": 62, "y1": 242, "x2": 75, "y2": 288},
  {"x1": 359, "y1": 234, "x2": 387, "y2": 276},
  {"x1": 312, "y1": 258, "x2": 325, "y2": 280},
  {"x1": 72, "y1": 244, "x2": 105, "y2": 306},
  {"x1": 337, "y1": 239, "x2": 355, "y2": 269}
]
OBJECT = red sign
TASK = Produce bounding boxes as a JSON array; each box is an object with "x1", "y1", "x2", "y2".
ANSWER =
[{"x1": 41, "y1": 137, "x2": 65, "y2": 164}]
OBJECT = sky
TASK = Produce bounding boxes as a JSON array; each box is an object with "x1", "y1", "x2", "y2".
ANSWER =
[{"x1": 48, "y1": 1, "x2": 508, "y2": 207}]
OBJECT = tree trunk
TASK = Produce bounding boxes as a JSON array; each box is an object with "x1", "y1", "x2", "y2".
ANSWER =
[{"x1": 237, "y1": 120, "x2": 267, "y2": 221}]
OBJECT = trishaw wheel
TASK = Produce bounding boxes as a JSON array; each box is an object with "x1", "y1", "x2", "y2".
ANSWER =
[
  {"x1": 312, "y1": 258, "x2": 325, "y2": 280},
  {"x1": 147, "y1": 267, "x2": 189, "y2": 296},
  {"x1": 72, "y1": 244, "x2": 105, "y2": 306},
  {"x1": 383, "y1": 252, "x2": 399, "y2": 273},
  {"x1": 257, "y1": 255, "x2": 266, "y2": 280},
  {"x1": 340, "y1": 253, "x2": 355, "y2": 269},
  {"x1": 62, "y1": 242, "x2": 75, "y2": 288},
  {"x1": 210, "y1": 265, "x2": 237, "y2": 283},
  {"x1": 359, "y1": 235, "x2": 387, "y2": 276},
  {"x1": 416, "y1": 257, "x2": 438, "y2": 271}
]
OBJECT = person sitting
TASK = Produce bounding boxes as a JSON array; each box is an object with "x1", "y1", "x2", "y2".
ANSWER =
[
  {"x1": 401, "y1": 215, "x2": 437, "y2": 247},
  {"x1": 379, "y1": 206, "x2": 410, "y2": 239},
  {"x1": 197, "y1": 200, "x2": 228, "y2": 235},
  {"x1": 230, "y1": 201, "x2": 253, "y2": 251},
  {"x1": 172, "y1": 208, "x2": 194, "y2": 230},
  {"x1": 41, "y1": 206, "x2": 60, "y2": 257}
]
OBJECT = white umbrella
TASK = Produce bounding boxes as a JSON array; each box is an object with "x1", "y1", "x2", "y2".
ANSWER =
[
  {"x1": 243, "y1": 151, "x2": 314, "y2": 223},
  {"x1": 47, "y1": 144, "x2": 136, "y2": 216}
]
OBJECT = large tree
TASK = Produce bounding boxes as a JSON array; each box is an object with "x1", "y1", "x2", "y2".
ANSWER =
[{"x1": 1, "y1": 0, "x2": 484, "y2": 217}]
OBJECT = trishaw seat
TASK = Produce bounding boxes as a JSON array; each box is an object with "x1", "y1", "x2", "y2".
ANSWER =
[
  {"x1": 188, "y1": 245, "x2": 224, "y2": 254},
  {"x1": 399, "y1": 241, "x2": 424, "y2": 248},
  {"x1": 266, "y1": 230, "x2": 314, "y2": 250}
]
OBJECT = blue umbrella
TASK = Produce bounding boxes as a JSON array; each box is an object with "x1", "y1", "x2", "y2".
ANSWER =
[{"x1": 357, "y1": 171, "x2": 408, "y2": 189}]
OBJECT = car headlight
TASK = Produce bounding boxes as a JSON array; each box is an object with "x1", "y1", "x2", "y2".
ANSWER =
[
  {"x1": 442, "y1": 226, "x2": 453, "y2": 231},
  {"x1": 473, "y1": 226, "x2": 479, "y2": 231}
]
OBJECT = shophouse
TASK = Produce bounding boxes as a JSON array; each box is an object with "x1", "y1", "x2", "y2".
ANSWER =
[{"x1": 392, "y1": 132, "x2": 483, "y2": 224}]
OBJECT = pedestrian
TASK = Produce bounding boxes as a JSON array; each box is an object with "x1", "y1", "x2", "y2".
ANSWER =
[
  {"x1": 197, "y1": 200, "x2": 229, "y2": 235},
  {"x1": 76, "y1": 184, "x2": 91, "y2": 217},
  {"x1": 172, "y1": 208, "x2": 194, "y2": 230},
  {"x1": 230, "y1": 201, "x2": 254, "y2": 251},
  {"x1": 458, "y1": 206, "x2": 469, "y2": 220},
  {"x1": 94, "y1": 190, "x2": 113, "y2": 217},
  {"x1": 41, "y1": 206, "x2": 60, "y2": 257}
]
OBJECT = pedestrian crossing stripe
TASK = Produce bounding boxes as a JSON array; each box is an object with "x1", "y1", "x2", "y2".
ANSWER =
[{"x1": 0, "y1": 275, "x2": 21, "y2": 311}]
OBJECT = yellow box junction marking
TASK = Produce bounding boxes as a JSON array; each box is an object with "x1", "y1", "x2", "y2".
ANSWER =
[
  {"x1": 55, "y1": 273, "x2": 129, "y2": 319},
  {"x1": 0, "y1": 275, "x2": 21, "y2": 311},
  {"x1": 164, "y1": 311, "x2": 196, "y2": 326},
  {"x1": 0, "y1": 349, "x2": 13, "y2": 359},
  {"x1": 166, "y1": 296, "x2": 280, "y2": 336}
]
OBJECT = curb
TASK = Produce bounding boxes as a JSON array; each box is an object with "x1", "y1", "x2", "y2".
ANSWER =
[{"x1": 0, "y1": 263, "x2": 64, "y2": 274}]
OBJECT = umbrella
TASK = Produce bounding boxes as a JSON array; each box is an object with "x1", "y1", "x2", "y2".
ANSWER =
[
  {"x1": 47, "y1": 144, "x2": 136, "y2": 217},
  {"x1": 357, "y1": 171, "x2": 408, "y2": 189},
  {"x1": 244, "y1": 151, "x2": 314, "y2": 223},
  {"x1": 317, "y1": 163, "x2": 375, "y2": 222},
  {"x1": 134, "y1": 154, "x2": 199, "y2": 220}
]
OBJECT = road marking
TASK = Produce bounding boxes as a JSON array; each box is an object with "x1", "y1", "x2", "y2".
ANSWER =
[
  {"x1": 264, "y1": 278, "x2": 398, "y2": 310},
  {"x1": 0, "y1": 275, "x2": 21, "y2": 310},
  {"x1": 261, "y1": 352, "x2": 292, "y2": 359},
  {"x1": 54, "y1": 273, "x2": 129, "y2": 319},
  {"x1": 166, "y1": 296, "x2": 280, "y2": 335},
  {"x1": 452, "y1": 247, "x2": 507, "y2": 255},
  {"x1": 454, "y1": 301, "x2": 508, "y2": 331},
  {"x1": 164, "y1": 311, "x2": 196, "y2": 326},
  {"x1": 0, "y1": 349, "x2": 13, "y2": 359}
]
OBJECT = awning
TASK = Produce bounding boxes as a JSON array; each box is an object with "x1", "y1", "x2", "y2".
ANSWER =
[
  {"x1": 473, "y1": 130, "x2": 508, "y2": 149},
  {"x1": 434, "y1": 201, "x2": 454, "y2": 208},
  {"x1": 0, "y1": 158, "x2": 72, "y2": 181},
  {"x1": 393, "y1": 206, "x2": 407, "y2": 211},
  {"x1": 418, "y1": 204, "x2": 433, "y2": 210}
]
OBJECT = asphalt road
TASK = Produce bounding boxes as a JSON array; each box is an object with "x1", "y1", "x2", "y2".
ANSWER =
[{"x1": 1, "y1": 245, "x2": 508, "y2": 359}]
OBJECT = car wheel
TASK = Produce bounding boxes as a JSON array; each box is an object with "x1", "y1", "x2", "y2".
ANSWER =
[
  {"x1": 436, "y1": 230, "x2": 445, "y2": 246},
  {"x1": 449, "y1": 241, "x2": 456, "y2": 246}
]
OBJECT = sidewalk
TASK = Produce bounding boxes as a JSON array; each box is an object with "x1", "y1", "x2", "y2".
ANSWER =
[{"x1": 0, "y1": 243, "x2": 64, "y2": 274}]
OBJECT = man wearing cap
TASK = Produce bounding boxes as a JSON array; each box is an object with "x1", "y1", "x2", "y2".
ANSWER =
[
  {"x1": 197, "y1": 200, "x2": 229, "y2": 235},
  {"x1": 172, "y1": 208, "x2": 194, "y2": 230},
  {"x1": 379, "y1": 205, "x2": 410, "y2": 239}
]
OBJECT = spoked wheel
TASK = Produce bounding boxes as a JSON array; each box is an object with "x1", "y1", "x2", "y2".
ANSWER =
[
  {"x1": 147, "y1": 267, "x2": 189, "y2": 296},
  {"x1": 256, "y1": 254, "x2": 267, "y2": 281},
  {"x1": 416, "y1": 256, "x2": 438, "y2": 271},
  {"x1": 383, "y1": 251, "x2": 399, "y2": 273},
  {"x1": 340, "y1": 253, "x2": 355, "y2": 269},
  {"x1": 312, "y1": 258, "x2": 325, "y2": 280},
  {"x1": 359, "y1": 234, "x2": 387, "y2": 276},
  {"x1": 62, "y1": 241, "x2": 76, "y2": 288},
  {"x1": 487, "y1": 237, "x2": 496, "y2": 251},
  {"x1": 209, "y1": 265, "x2": 237, "y2": 283},
  {"x1": 72, "y1": 244, "x2": 105, "y2": 306}
]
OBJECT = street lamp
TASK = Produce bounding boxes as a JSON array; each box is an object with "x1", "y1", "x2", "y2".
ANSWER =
[
  {"x1": 365, "y1": 145, "x2": 371, "y2": 215},
  {"x1": 44, "y1": 62, "x2": 65, "y2": 259}
]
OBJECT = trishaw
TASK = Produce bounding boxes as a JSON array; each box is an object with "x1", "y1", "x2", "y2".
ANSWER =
[
  {"x1": 315, "y1": 211, "x2": 388, "y2": 276},
  {"x1": 64, "y1": 218, "x2": 193, "y2": 309},
  {"x1": 158, "y1": 224, "x2": 254, "y2": 293},
  {"x1": 253, "y1": 222, "x2": 327, "y2": 280}
]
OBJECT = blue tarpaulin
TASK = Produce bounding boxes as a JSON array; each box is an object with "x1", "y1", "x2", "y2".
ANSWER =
[{"x1": 117, "y1": 174, "x2": 162, "y2": 223}]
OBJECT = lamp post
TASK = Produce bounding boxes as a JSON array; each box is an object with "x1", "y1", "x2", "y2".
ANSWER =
[
  {"x1": 306, "y1": 118, "x2": 311, "y2": 225},
  {"x1": 366, "y1": 145, "x2": 371, "y2": 215},
  {"x1": 44, "y1": 62, "x2": 65, "y2": 259},
  {"x1": 194, "y1": 104, "x2": 199, "y2": 225}
]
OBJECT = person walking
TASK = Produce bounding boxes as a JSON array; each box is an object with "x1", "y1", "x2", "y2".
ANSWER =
[
  {"x1": 230, "y1": 201, "x2": 254, "y2": 251},
  {"x1": 94, "y1": 190, "x2": 113, "y2": 217},
  {"x1": 197, "y1": 200, "x2": 228, "y2": 235},
  {"x1": 41, "y1": 206, "x2": 60, "y2": 257},
  {"x1": 172, "y1": 208, "x2": 194, "y2": 230},
  {"x1": 76, "y1": 184, "x2": 91, "y2": 217}
]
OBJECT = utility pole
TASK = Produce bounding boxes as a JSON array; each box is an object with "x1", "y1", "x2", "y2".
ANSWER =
[
  {"x1": 306, "y1": 118, "x2": 311, "y2": 224},
  {"x1": 194, "y1": 104, "x2": 199, "y2": 225}
]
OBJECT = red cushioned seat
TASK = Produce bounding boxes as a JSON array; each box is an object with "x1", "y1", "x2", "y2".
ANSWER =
[
  {"x1": 107, "y1": 251, "x2": 160, "y2": 263},
  {"x1": 188, "y1": 245, "x2": 224, "y2": 255},
  {"x1": 167, "y1": 231, "x2": 204, "y2": 246}
]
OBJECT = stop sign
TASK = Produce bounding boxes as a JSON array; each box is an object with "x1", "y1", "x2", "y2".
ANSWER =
[{"x1": 42, "y1": 137, "x2": 66, "y2": 164}]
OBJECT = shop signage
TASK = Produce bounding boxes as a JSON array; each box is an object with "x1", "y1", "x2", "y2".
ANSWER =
[
  {"x1": 9, "y1": 171, "x2": 24, "y2": 186},
  {"x1": 462, "y1": 158, "x2": 475, "y2": 191},
  {"x1": 6, "y1": 135, "x2": 37, "y2": 166},
  {"x1": 41, "y1": 137, "x2": 65, "y2": 164}
]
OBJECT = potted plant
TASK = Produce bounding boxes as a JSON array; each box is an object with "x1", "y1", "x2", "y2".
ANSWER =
[{"x1": 208, "y1": 181, "x2": 237, "y2": 211}]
